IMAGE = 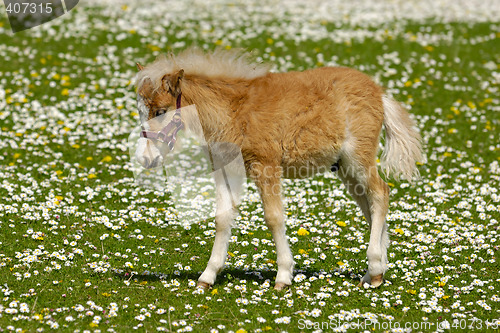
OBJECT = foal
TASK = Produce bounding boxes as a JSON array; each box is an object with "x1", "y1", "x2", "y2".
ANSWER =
[{"x1": 134, "y1": 49, "x2": 422, "y2": 290}]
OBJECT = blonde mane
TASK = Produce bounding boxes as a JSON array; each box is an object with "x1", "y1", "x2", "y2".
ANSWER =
[{"x1": 136, "y1": 48, "x2": 270, "y2": 92}]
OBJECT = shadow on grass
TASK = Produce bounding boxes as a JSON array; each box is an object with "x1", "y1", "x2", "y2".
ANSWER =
[{"x1": 112, "y1": 266, "x2": 379, "y2": 287}]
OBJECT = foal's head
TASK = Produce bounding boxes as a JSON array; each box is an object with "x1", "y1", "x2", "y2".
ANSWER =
[{"x1": 135, "y1": 62, "x2": 185, "y2": 169}]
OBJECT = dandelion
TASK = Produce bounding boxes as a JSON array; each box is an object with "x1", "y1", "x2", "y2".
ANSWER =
[
  {"x1": 101, "y1": 155, "x2": 112, "y2": 163},
  {"x1": 297, "y1": 228, "x2": 310, "y2": 236}
]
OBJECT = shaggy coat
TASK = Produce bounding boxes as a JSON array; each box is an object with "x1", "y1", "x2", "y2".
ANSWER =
[{"x1": 135, "y1": 49, "x2": 422, "y2": 289}]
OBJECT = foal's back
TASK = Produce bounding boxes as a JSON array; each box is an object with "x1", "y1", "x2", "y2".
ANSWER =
[{"x1": 236, "y1": 67, "x2": 385, "y2": 176}]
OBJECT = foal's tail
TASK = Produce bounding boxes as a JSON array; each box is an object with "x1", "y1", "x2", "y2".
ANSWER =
[{"x1": 381, "y1": 95, "x2": 423, "y2": 181}]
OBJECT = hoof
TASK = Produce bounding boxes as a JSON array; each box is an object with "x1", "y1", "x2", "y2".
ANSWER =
[
  {"x1": 358, "y1": 273, "x2": 384, "y2": 288},
  {"x1": 197, "y1": 281, "x2": 211, "y2": 289},
  {"x1": 274, "y1": 282, "x2": 290, "y2": 291},
  {"x1": 370, "y1": 274, "x2": 384, "y2": 287}
]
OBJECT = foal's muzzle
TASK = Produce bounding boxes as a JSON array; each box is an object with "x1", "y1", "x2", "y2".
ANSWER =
[
  {"x1": 135, "y1": 138, "x2": 164, "y2": 169},
  {"x1": 137, "y1": 153, "x2": 163, "y2": 170}
]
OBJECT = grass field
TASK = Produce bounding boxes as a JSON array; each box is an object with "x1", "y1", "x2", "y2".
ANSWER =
[{"x1": 0, "y1": 0, "x2": 499, "y2": 332}]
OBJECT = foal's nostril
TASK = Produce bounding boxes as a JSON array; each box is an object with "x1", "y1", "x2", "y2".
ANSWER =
[
  {"x1": 138, "y1": 155, "x2": 163, "y2": 169},
  {"x1": 150, "y1": 155, "x2": 163, "y2": 168}
]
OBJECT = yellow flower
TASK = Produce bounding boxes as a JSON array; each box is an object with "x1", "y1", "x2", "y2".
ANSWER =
[
  {"x1": 236, "y1": 329, "x2": 247, "y2": 333},
  {"x1": 211, "y1": 289, "x2": 218, "y2": 295},
  {"x1": 149, "y1": 45, "x2": 161, "y2": 52},
  {"x1": 88, "y1": 174, "x2": 97, "y2": 179},
  {"x1": 297, "y1": 228, "x2": 309, "y2": 236},
  {"x1": 337, "y1": 261, "x2": 345, "y2": 266},
  {"x1": 394, "y1": 228, "x2": 404, "y2": 235},
  {"x1": 100, "y1": 155, "x2": 112, "y2": 163},
  {"x1": 467, "y1": 101, "x2": 476, "y2": 109},
  {"x1": 61, "y1": 88, "x2": 69, "y2": 96},
  {"x1": 336, "y1": 221, "x2": 346, "y2": 227}
]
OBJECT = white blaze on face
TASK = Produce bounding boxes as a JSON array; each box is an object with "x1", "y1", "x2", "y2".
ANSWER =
[
  {"x1": 137, "y1": 95, "x2": 149, "y2": 129},
  {"x1": 135, "y1": 94, "x2": 163, "y2": 168}
]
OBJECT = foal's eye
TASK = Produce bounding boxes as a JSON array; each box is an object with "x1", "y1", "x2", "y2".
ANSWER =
[{"x1": 156, "y1": 109, "x2": 167, "y2": 116}]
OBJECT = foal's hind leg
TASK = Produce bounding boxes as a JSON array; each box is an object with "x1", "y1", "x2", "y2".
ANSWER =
[
  {"x1": 338, "y1": 161, "x2": 389, "y2": 287},
  {"x1": 197, "y1": 177, "x2": 237, "y2": 288},
  {"x1": 363, "y1": 172, "x2": 390, "y2": 287},
  {"x1": 338, "y1": 170, "x2": 372, "y2": 226}
]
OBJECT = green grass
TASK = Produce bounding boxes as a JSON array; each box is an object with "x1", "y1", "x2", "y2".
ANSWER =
[{"x1": 0, "y1": 2, "x2": 499, "y2": 332}]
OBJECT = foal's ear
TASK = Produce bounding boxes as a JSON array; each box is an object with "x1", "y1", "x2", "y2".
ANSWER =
[
  {"x1": 136, "y1": 62, "x2": 144, "y2": 71},
  {"x1": 162, "y1": 69, "x2": 184, "y2": 96}
]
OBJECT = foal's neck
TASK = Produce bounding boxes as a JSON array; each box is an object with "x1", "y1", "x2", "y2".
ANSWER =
[{"x1": 182, "y1": 75, "x2": 249, "y2": 141}]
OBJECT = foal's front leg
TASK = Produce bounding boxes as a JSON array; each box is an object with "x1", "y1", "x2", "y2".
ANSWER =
[
  {"x1": 254, "y1": 166, "x2": 294, "y2": 290},
  {"x1": 197, "y1": 177, "x2": 237, "y2": 288}
]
